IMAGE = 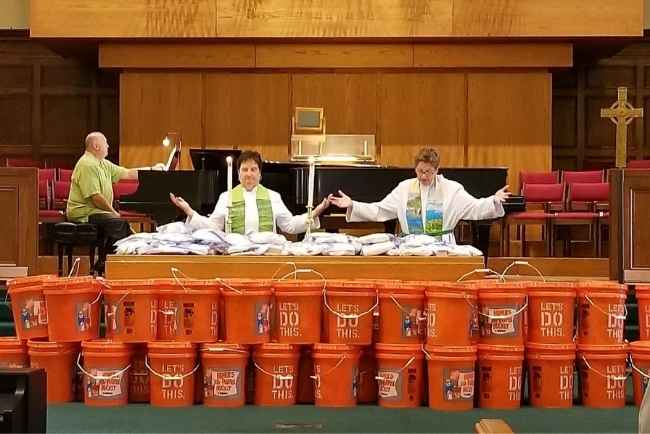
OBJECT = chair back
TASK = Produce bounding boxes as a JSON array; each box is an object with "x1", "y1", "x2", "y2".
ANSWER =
[
  {"x1": 520, "y1": 171, "x2": 559, "y2": 193},
  {"x1": 58, "y1": 169, "x2": 73, "y2": 182},
  {"x1": 6, "y1": 158, "x2": 42, "y2": 168},
  {"x1": 53, "y1": 181, "x2": 71, "y2": 210},
  {"x1": 522, "y1": 183, "x2": 565, "y2": 211},
  {"x1": 38, "y1": 168, "x2": 57, "y2": 182},
  {"x1": 568, "y1": 182, "x2": 609, "y2": 211},
  {"x1": 562, "y1": 170, "x2": 605, "y2": 184},
  {"x1": 629, "y1": 159, "x2": 650, "y2": 169}
]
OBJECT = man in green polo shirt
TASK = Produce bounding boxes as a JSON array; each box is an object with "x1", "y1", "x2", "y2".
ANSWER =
[{"x1": 66, "y1": 131, "x2": 164, "y2": 274}]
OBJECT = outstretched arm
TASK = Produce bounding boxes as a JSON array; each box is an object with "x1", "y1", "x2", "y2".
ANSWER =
[{"x1": 329, "y1": 186, "x2": 401, "y2": 223}]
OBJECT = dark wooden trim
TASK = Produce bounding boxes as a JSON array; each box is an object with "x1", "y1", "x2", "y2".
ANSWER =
[{"x1": 609, "y1": 169, "x2": 623, "y2": 281}]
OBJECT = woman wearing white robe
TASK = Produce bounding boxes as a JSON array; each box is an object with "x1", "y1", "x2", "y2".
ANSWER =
[
  {"x1": 328, "y1": 147, "x2": 510, "y2": 244},
  {"x1": 170, "y1": 150, "x2": 330, "y2": 235}
]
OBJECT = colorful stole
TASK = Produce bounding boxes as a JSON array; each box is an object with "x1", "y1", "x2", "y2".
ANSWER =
[
  {"x1": 404, "y1": 179, "x2": 451, "y2": 236},
  {"x1": 229, "y1": 184, "x2": 274, "y2": 234}
]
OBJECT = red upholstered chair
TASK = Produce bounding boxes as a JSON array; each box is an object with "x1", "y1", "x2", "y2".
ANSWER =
[
  {"x1": 53, "y1": 181, "x2": 71, "y2": 210},
  {"x1": 550, "y1": 182, "x2": 609, "y2": 257},
  {"x1": 38, "y1": 168, "x2": 57, "y2": 183},
  {"x1": 38, "y1": 179, "x2": 50, "y2": 210},
  {"x1": 519, "y1": 171, "x2": 559, "y2": 193},
  {"x1": 562, "y1": 170, "x2": 605, "y2": 185},
  {"x1": 58, "y1": 169, "x2": 73, "y2": 182},
  {"x1": 113, "y1": 180, "x2": 155, "y2": 232},
  {"x1": 502, "y1": 183, "x2": 564, "y2": 256},
  {"x1": 6, "y1": 157, "x2": 43, "y2": 168},
  {"x1": 629, "y1": 159, "x2": 650, "y2": 169}
]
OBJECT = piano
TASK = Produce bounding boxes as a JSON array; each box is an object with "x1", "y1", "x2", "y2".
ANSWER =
[{"x1": 118, "y1": 170, "x2": 218, "y2": 225}]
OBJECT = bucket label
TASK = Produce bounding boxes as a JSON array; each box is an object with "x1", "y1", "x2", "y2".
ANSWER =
[
  {"x1": 75, "y1": 302, "x2": 92, "y2": 332},
  {"x1": 335, "y1": 303, "x2": 360, "y2": 340},
  {"x1": 129, "y1": 358, "x2": 149, "y2": 399},
  {"x1": 271, "y1": 364, "x2": 295, "y2": 401},
  {"x1": 182, "y1": 302, "x2": 195, "y2": 335},
  {"x1": 19, "y1": 298, "x2": 47, "y2": 329},
  {"x1": 378, "y1": 369, "x2": 402, "y2": 400},
  {"x1": 0, "y1": 361, "x2": 27, "y2": 368},
  {"x1": 401, "y1": 304, "x2": 423, "y2": 338},
  {"x1": 605, "y1": 364, "x2": 626, "y2": 401},
  {"x1": 255, "y1": 302, "x2": 271, "y2": 335},
  {"x1": 427, "y1": 303, "x2": 437, "y2": 338},
  {"x1": 539, "y1": 302, "x2": 566, "y2": 337},
  {"x1": 507, "y1": 366, "x2": 522, "y2": 401},
  {"x1": 480, "y1": 305, "x2": 520, "y2": 337},
  {"x1": 606, "y1": 304, "x2": 625, "y2": 342},
  {"x1": 531, "y1": 364, "x2": 573, "y2": 401},
  {"x1": 644, "y1": 304, "x2": 650, "y2": 337},
  {"x1": 442, "y1": 368, "x2": 475, "y2": 401},
  {"x1": 278, "y1": 302, "x2": 301, "y2": 338},
  {"x1": 85, "y1": 368, "x2": 126, "y2": 399},
  {"x1": 161, "y1": 362, "x2": 190, "y2": 401},
  {"x1": 352, "y1": 367, "x2": 359, "y2": 399},
  {"x1": 160, "y1": 300, "x2": 179, "y2": 337},
  {"x1": 204, "y1": 368, "x2": 242, "y2": 400}
]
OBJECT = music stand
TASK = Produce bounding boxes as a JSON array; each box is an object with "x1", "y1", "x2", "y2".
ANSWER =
[{"x1": 189, "y1": 149, "x2": 242, "y2": 194}]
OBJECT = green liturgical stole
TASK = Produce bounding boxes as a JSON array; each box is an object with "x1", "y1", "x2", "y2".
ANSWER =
[{"x1": 229, "y1": 184, "x2": 274, "y2": 234}]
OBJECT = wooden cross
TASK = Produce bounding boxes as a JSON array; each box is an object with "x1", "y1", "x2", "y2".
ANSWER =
[{"x1": 600, "y1": 87, "x2": 644, "y2": 168}]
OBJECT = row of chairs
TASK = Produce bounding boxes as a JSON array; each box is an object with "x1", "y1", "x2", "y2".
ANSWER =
[
  {"x1": 2, "y1": 156, "x2": 76, "y2": 169},
  {"x1": 504, "y1": 168, "x2": 615, "y2": 257}
]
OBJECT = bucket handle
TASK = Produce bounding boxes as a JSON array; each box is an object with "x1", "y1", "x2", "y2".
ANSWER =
[
  {"x1": 271, "y1": 262, "x2": 298, "y2": 281},
  {"x1": 584, "y1": 295, "x2": 628, "y2": 321},
  {"x1": 201, "y1": 347, "x2": 248, "y2": 355},
  {"x1": 478, "y1": 297, "x2": 528, "y2": 320},
  {"x1": 629, "y1": 354, "x2": 650, "y2": 379},
  {"x1": 252, "y1": 361, "x2": 294, "y2": 381},
  {"x1": 388, "y1": 294, "x2": 427, "y2": 324},
  {"x1": 421, "y1": 344, "x2": 432, "y2": 361},
  {"x1": 457, "y1": 268, "x2": 504, "y2": 283},
  {"x1": 323, "y1": 287, "x2": 379, "y2": 320},
  {"x1": 76, "y1": 353, "x2": 131, "y2": 381},
  {"x1": 580, "y1": 355, "x2": 629, "y2": 382},
  {"x1": 310, "y1": 354, "x2": 347, "y2": 381},
  {"x1": 501, "y1": 260, "x2": 546, "y2": 282},
  {"x1": 375, "y1": 356, "x2": 416, "y2": 381},
  {"x1": 68, "y1": 257, "x2": 81, "y2": 277},
  {"x1": 213, "y1": 277, "x2": 244, "y2": 295},
  {"x1": 144, "y1": 355, "x2": 200, "y2": 381}
]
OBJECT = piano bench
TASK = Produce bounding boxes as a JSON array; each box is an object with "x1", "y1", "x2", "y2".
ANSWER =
[{"x1": 53, "y1": 222, "x2": 99, "y2": 276}]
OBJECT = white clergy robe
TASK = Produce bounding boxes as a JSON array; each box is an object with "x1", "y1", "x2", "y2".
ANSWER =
[
  {"x1": 346, "y1": 175, "x2": 504, "y2": 243},
  {"x1": 187, "y1": 185, "x2": 319, "y2": 235}
]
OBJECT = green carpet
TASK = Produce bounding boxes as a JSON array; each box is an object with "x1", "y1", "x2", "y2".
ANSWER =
[{"x1": 47, "y1": 404, "x2": 638, "y2": 433}]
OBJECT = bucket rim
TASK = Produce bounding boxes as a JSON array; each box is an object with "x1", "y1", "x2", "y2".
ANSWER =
[
  {"x1": 254, "y1": 343, "x2": 300, "y2": 353},
  {"x1": 576, "y1": 343, "x2": 629, "y2": 353},
  {"x1": 27, "y1": 340, "x2": 78, "y2": 351},
  {"x1": 375, "y1": 343, "x2": 424, "y2": 352},
  {"x1": 423, "y1": 345, "x2": 477, "y2": 354},
  {"x1": 8, "y1": 274, "x2": 57, "y2": 289},
  {"x1": 326, "y1": 280, "x2": 377, "y2": 290},
  {"x1": 526, "y1": 342, "x2": 576, "y2": 352},
  {"x1": 313, "y1": 343, "x2": 361, "y2": 353},
  {"x1": 630, "y1": 341, "x2": 650, "y2": 353},
  {"x1": 477, "y1": 344, "x2": 525, "y2": 353},
  {"x1": 147, "y1": 341, "x2": 196, "y2": 351},
  {"x1": 81, "y1": 339, "x2": 132, "y2": 351},
  {"x1": 201, "y1": 343, "x2": 248, "y2": 352},
  {"x1": 0, "y1": 337, "x2": 26, "y2": 349}
]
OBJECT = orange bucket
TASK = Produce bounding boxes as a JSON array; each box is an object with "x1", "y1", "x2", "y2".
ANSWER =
[
  {"x1": 526, "y1": 342, "x2": 576, "y2": 408},
  {"x1": 129, "y1": 344, "x2": 149, "y2": 403},
  {"x1": 424, "y1": 345, "x2": 477, "y2": 411},
  {"x1": 477, "y1": 344, "x2": 524, "y2": 409},
  {"x1": 577, "y1": 343, "x2": 628, "y2": 408},
  {"x1": 0, "y1": 337, "x2": 28, "y2": 368},
  {"x1": 28, "y1": 340, "x2": 79, "y2": 403},
  {"x1": 527, "y1": 282, "x2": 576, "y2": 345},
  {"x1": 155, "y1": 278, "x2": 220, "y2": 342},
  {"x1": 222, "y1": 279, "x2": 273, "y2": 344},
  {"x1": 577, "y1": 281, "x2": 627, "y2": 346},
  {"x1": 375, "y1": 343, "x2": 424, "y2": 408},
  {"x1": 312, "y1": 343, "x2": 361, "y2": 407},
  {"x1": 253, "y1": 343, "x2": 300, "y2": 406},
  {"x1": 323, "y1": 280, "x2": 377, "y2": 345},
  {"x1": 630, "y1": 341, "x2": 650, "y2": 407},
  {"x1": 80, "y1": 340, "x2": 132, "y2": 407},
  {"x1": 357, "y1": 346, "x2": 377, "y2": 404},
  {"x1": 273, "y1": 280, "x2": 323, "y2": 344},
  {"x1": 200, "y1": 343, "x2": 248, "y2": 408},
  {"x1": 43, "y1": 276, "x2": 101, "y2": 342},
  {"x1": 477, "y1": 282, "x2": 527, "y2": 346},
  {"x1": 635, "y1": 285, "x2": 650, "y2": 340},
  {"x1": 377, "y1": 281, "x2": 425, "y2": 344},
  {"x1": 104, "y1": 280, "x2": 158, "y2": 343},
  {"x1": 297, "y1": 347, "x2": 314, "y2": 404},
  {"x1": 147, "y1": 341, "x2": 198, "y2": 407},
  {"x1": 7, "y1": 275, "x2": 55, "y2": 341},
  {"x1": 426, "y1": 283, "x2": 479, "y2": 346}
]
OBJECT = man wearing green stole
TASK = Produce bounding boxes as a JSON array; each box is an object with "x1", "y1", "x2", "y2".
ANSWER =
[
  {"x1": 328, "y1": 147, "x2": 510, "y2": 244},
  {"x1": 171, "y1": 150, "x2": 330, "y2": 234}
]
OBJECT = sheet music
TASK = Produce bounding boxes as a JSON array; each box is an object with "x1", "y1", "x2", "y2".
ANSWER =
[{"x1": 164, "y1": 146, "x2": 177, "y2": 171}]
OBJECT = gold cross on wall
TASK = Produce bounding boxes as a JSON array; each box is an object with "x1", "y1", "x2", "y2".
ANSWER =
[{"x1": 600, "y1": 87, "x2": 644, "y2": 168}]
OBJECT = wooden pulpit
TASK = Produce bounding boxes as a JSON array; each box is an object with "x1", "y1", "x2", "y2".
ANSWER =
[
  {"x1": 610, "y1": 168, "x2": 650, "y2": 283},
  {"x1": 0, "y1": 168, "x2": 38, "y2": 273}
]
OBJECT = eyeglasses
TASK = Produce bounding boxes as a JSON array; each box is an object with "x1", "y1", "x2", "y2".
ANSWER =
[{"x1": 415, "y1": 168, "x2": 437, "y2": 176}]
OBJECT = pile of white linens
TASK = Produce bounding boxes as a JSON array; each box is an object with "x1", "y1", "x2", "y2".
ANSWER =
[{"x1": 114, "y1": 223, "x2": 483, "y2": 257}]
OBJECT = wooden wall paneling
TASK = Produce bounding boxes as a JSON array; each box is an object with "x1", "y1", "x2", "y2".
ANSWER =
[
  {"x1": 0, "y1": 62, "x2": 32, "y2": 155},
  {"x1": 41, "y1": 95, "x2": 90, "y2": 153},
  {"x1": 256, "y1": 44, "x2": 413, "y2": 68},
  {"x1": 0, "y1": 168, "x2": 38, "y2": 272},
  {"x1": 467, "y1": 72, "x2": 551, "y2": 194},
  {"x1": 120, "y1": 72, "x2": 203, "y2": 169},
  {"x1": 450, "y1": 0, "x2": 643, "y2": 37},
  {"x1": 99, "y1": 43, "x2": 255, "y2": 69},
  {"x1": 217, "y1": 0, "x2": 452, "y2": 38},
  {"x1": 377, "y1": 72, "x2": 466, "y2": 168},
  {"x1": 291, "y1": 73, "x2": 378, "y2": 136},
  {"x1": 413, "y1": 43, "x2": 572, "y2": 68},
  {"x1": 551, "y1": 96, "x2": 577, "y2": 170},
  {"x1": 30, "y1": 0, "x2": 218, "y2": 38},
  {"x1": 203, "y1": 73, "x2": 290, "y2": 162}
]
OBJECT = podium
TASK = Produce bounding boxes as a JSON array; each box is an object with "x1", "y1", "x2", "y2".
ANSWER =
[{"x1": 609, "y1": 168, "x2": 650, "y2": 282}]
